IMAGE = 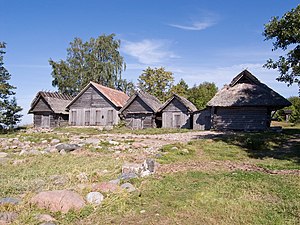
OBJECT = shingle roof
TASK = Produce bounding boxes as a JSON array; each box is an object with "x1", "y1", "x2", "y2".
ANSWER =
[
  {"x1": 159, "y1": 94, "x2": 197, "y2": 112},
  {"x1": 207, "y1": 70, "x2": 291, "y2": 109},
  {"x1": 29, "y1": 92, "x2": 73, "y2": 114},
  {"x1": 67, "y1": 81, "x2": 129, "y2": 108},
  {"x1": 120, "y1": 91, "x2": 162, "y2": 113}
]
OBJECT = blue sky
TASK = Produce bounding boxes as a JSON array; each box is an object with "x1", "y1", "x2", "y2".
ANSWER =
[{"x1": 1, "y1": 0, "x2": 299, "y2": 124}]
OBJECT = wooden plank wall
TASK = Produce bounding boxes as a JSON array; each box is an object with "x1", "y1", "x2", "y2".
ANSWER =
[
  {"x1": 34, "y1": 113, "x2": 69, "y2": 128},
  {"x1": 193, "y1": 108, "x2": 211, "y2": 130},
  {"x1": 212, "y1": 107, "x2": 270, "y2": 131},
  {"x1": 69, "y1": 86, "x2": 120, "y2": 126},
  {"x1": 161, "y1": 98, "x2": 191, "y2": 129}
]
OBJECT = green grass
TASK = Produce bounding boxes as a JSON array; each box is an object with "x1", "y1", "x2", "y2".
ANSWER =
[{"x1": 1, "y1": 127, "x2": 300, "y2": 224}]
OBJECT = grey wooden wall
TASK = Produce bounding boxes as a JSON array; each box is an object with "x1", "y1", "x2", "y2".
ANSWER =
[
  {"x1": 193, "y1": 108, "x2": 211, "y2": 130},
  {"x1": 33, "y1": 113, "x2": 68, "y2": 128},
  {"x1": 68, "y1": 86, "x2": 120, "y2": 126},
  {"x1": 212, "y1": 107, "x2": 270, "y2": 131},
  {"x1": 121, "y1": 96, "x2": 156, "y2": 129},
  {"x1": 161, "y1": 98, "x2": 191, "y2": 129}
]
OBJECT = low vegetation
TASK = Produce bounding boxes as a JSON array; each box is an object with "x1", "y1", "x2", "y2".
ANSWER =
[{"x1": 1, "y1": 126, "x2": 299, "y2": 224}]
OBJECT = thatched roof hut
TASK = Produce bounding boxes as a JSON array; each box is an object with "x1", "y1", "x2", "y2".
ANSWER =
[{"x1": 207, "y1": 70, "x2": 291, "y2": 131}]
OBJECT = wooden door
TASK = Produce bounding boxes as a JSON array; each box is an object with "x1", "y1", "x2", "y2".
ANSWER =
[
  {"x1": 173, "y1": 114, "x2": 181, "y2": 128},
  {"x1": 132, "y1": 118, "x2": 143, "y2": 129},
  {"x1": 84, "y1": 110, "x2": 90, "y2": 126},
  {"x1": 41, "y1": 115, "x2": 50, "y2": 128},
  {"x1": 107, "y1": 110, "x2": 114, "y2": 126}
]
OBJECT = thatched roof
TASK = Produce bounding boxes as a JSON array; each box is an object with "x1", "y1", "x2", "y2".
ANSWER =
[
  {"x1": 67, "y1": 81, "x2": 129, "y2": 108},
  {"x1": 160, "y1": 94, "x2": 197, "y2": 112},
  {"x1": 120, "y1": 91, "x2": 162, "y2": 113},
  {"x1": 207, "y1": 70, "x2": 291, "y2": 109},
  {"x1": 29, "y1": 92, "x2": 73, "y2": 114}
]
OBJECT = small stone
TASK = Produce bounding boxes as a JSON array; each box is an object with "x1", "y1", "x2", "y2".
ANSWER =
[
  {"x1": 140, "y1": 170, "x2": 151, "y2": 177},
  {"x1": 50, "y1": 139, "x2": 60, "y2": 144},
  {"x1": 76, "y1": 172, "x2": 88, "y2": 183},
  {"x1": 59, "y1": 149, "x2": 66, "y2": 155},
  {"x1": 86, "y1": 192, "x2": 104, "y2": 205},
  {"x1": 92, "y1": 182, "x2": 120, "y2": 193},
  {"x1": 0, "y1": 152, "x2": 8, "y2": 158},
  {"x1": 50, "y1": 175, "x2": 68, "y2": 186},
  {"x1": 115, "y1": 150, "x2": 121, "y2": 154},
  {"x1": 119, "y1": 172, "x2": 138, "y2": 180},
  {"x1": 0, "y1": 197, "x2": 21, "y2": 205},
  {"x1": 120, "y1": 183, "x2": 136, "y2": 193},
  {"x1": 122, "y1": 163, "x2": 143, "y2": 174},
  {"x1": 36, "y1": 214, "x2": 56, "y2": 222},
  {"x1": 181, "y1": 149, "x2": 189, "y2": 154},
  {"x1": 109, "y1": 179, "x2": 120, "y2": 185},
  {"x1": 171, "y1": 146, "x2": 178, "y2": 150},
  {"x1": 108, "y1": 140, "x2": 119, "y2": 145},
  {"x1": 41, "y1": 140, "x2": 48, "y2": 144},
  {"x1": 0, "y1": 212, "x2": 18, "y2": 223},
  {"x1": 29, "y1": 149, "x2": 41, "y2": 155},
  {"x1": 56, "y1": 143, "x2": 80, "y2": 152},
  {"x1": 40, "y1": 222, "x2": 56, "y2": 225},
  {"x1": 140, "y1": 210, "x2": 146, "y2": 214}
]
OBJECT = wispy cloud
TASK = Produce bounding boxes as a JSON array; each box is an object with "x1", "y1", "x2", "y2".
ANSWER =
[
  {"x1": 122, "y1": 39, "x2": 178, "y2": 64},
  {"x1": 169, "y1": 12, "x2": 218, "y2": 31},
  {"x1": 169, "y1": 21, "x2": 216, "y2": 31}
]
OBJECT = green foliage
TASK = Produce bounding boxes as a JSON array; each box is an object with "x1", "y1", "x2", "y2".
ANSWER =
[
  {"x1": 138, "y1": 67, "x2": 174, "y2": 102},
  {"x1": 49, "y1": 34, "x2": 127, "y2": 95},
  {"x1": 275, "y1": 96, "x2": 300, "y2": 123},
  {"x1": 170, "y1": 79, "x2": 189, "y2": 97},
  {"x1": 0, "y1": 42, "x2": 22, "y2": 128},
  {"x1": 263, "y1": 5, "x2": 300, "y2": 92},
  {"x1": 187, "y1": 82, "x2": 218, "y2": 110}
]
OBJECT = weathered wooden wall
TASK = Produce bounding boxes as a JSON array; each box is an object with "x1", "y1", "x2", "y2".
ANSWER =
[
  {"x1": 193, "y1": 108, "x2": 211, "y2": 130},
  {"x1": 68, "y1": 86, "x2": 120, "y2": 126},
  {"x1": 212, "y1": 107, "x2": 270, "y2": 131},
  {"x1": 121, "y1": 96, "x2": 156, "y2": 129},
  {"x1": 31, "y1": 98, "x2": 52, "y2": 112},
  {"x1": 33, "y1": 113, "x2": 69, "y2": 128},
  {"x1": 161, "y1": 98, "x2": 192, "y2": 129}
]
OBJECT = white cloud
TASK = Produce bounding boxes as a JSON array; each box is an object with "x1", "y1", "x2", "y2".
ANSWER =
[
  {"x1": 169, "y1": 21, "x2": 216, "y2": 31},
  {"x1": 122, "y1": 39, "x2": 177, "y2": 64}
]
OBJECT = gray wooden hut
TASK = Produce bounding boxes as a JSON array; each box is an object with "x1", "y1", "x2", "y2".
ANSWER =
[
  {"x1": 28, "y1": 91, "x2": 73, "y2": 128},
  {"x1": 66, "y1": 81, "x2": 129, "y2": 126},
  {"x1": 159, "y1": 94, "x2": 197, "y2": 129},
  {"x1": 207, "y1": 70, "x2": 291, "y2": 131},
  {"x1": 120, "y1": 91, "x2": 162, "y2": 129},
  {"x1": 193, "y1": 108, "x2": 212, "y2": 130}
]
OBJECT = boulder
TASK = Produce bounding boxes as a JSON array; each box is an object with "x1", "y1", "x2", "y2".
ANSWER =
[
  {"x1": 86, "y1": 192, "x2": 104, "y2": 205},
  {"x1": 0, "y1": 197, "x2": 20, "y2": 205},
  {"x1": 31, "y1": 190, "x2": 85, "y2": 213},
  {"x1": 122, "y1": 163, "x2": 143, "y2": 174},
  {"x1": 92, "y1": 182, "x2": 120, "y2": 193},
  {"x1": 120, "y1": 183, "x2": 136, "y2": 193},
  {"x1": 55, "y1": 144, "x2": 79, "y2": 152},
  {"x1": 143, "y1": 158, "x2": 155, "y2": 173}
]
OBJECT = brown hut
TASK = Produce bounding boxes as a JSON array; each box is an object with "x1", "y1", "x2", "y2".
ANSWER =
[
  {"x1": 28, "y1": 91, "x2": 73, "y2": 128},
  {"x1": 159, "y1": 94, "x2": 197, "y2": 129},
  {"x1": 207, "y1": 70, "x2": 291, "y2": 131},
  {"x1": 120, "y1": 91, "x2": 162, "y2": 129},
  {"x1": 66, "y1": 81, "x2": 129, "y2": 126}
]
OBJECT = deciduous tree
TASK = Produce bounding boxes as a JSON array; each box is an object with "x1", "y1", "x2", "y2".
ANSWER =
[
  {"x1": 263, "y1": 4, "x2": 300, "y2": 93},
  {"x1": 49, "y1": 34, "x2": 127, "y2": 95},
  {"x1": 138, "y1": 67, "x2": 174, "y2": 102},
  {"x1": 188, "y1": 82, "x2": 218, "y2": 110}
]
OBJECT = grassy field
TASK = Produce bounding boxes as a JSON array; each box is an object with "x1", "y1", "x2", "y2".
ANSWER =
[{"x1": 0, "y1": 126, "x2": 299, "y2": 224}]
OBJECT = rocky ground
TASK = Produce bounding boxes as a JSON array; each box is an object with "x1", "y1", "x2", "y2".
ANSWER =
[{"x1": 0, "y1": 128, "x2": 299, "y2": 224}]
